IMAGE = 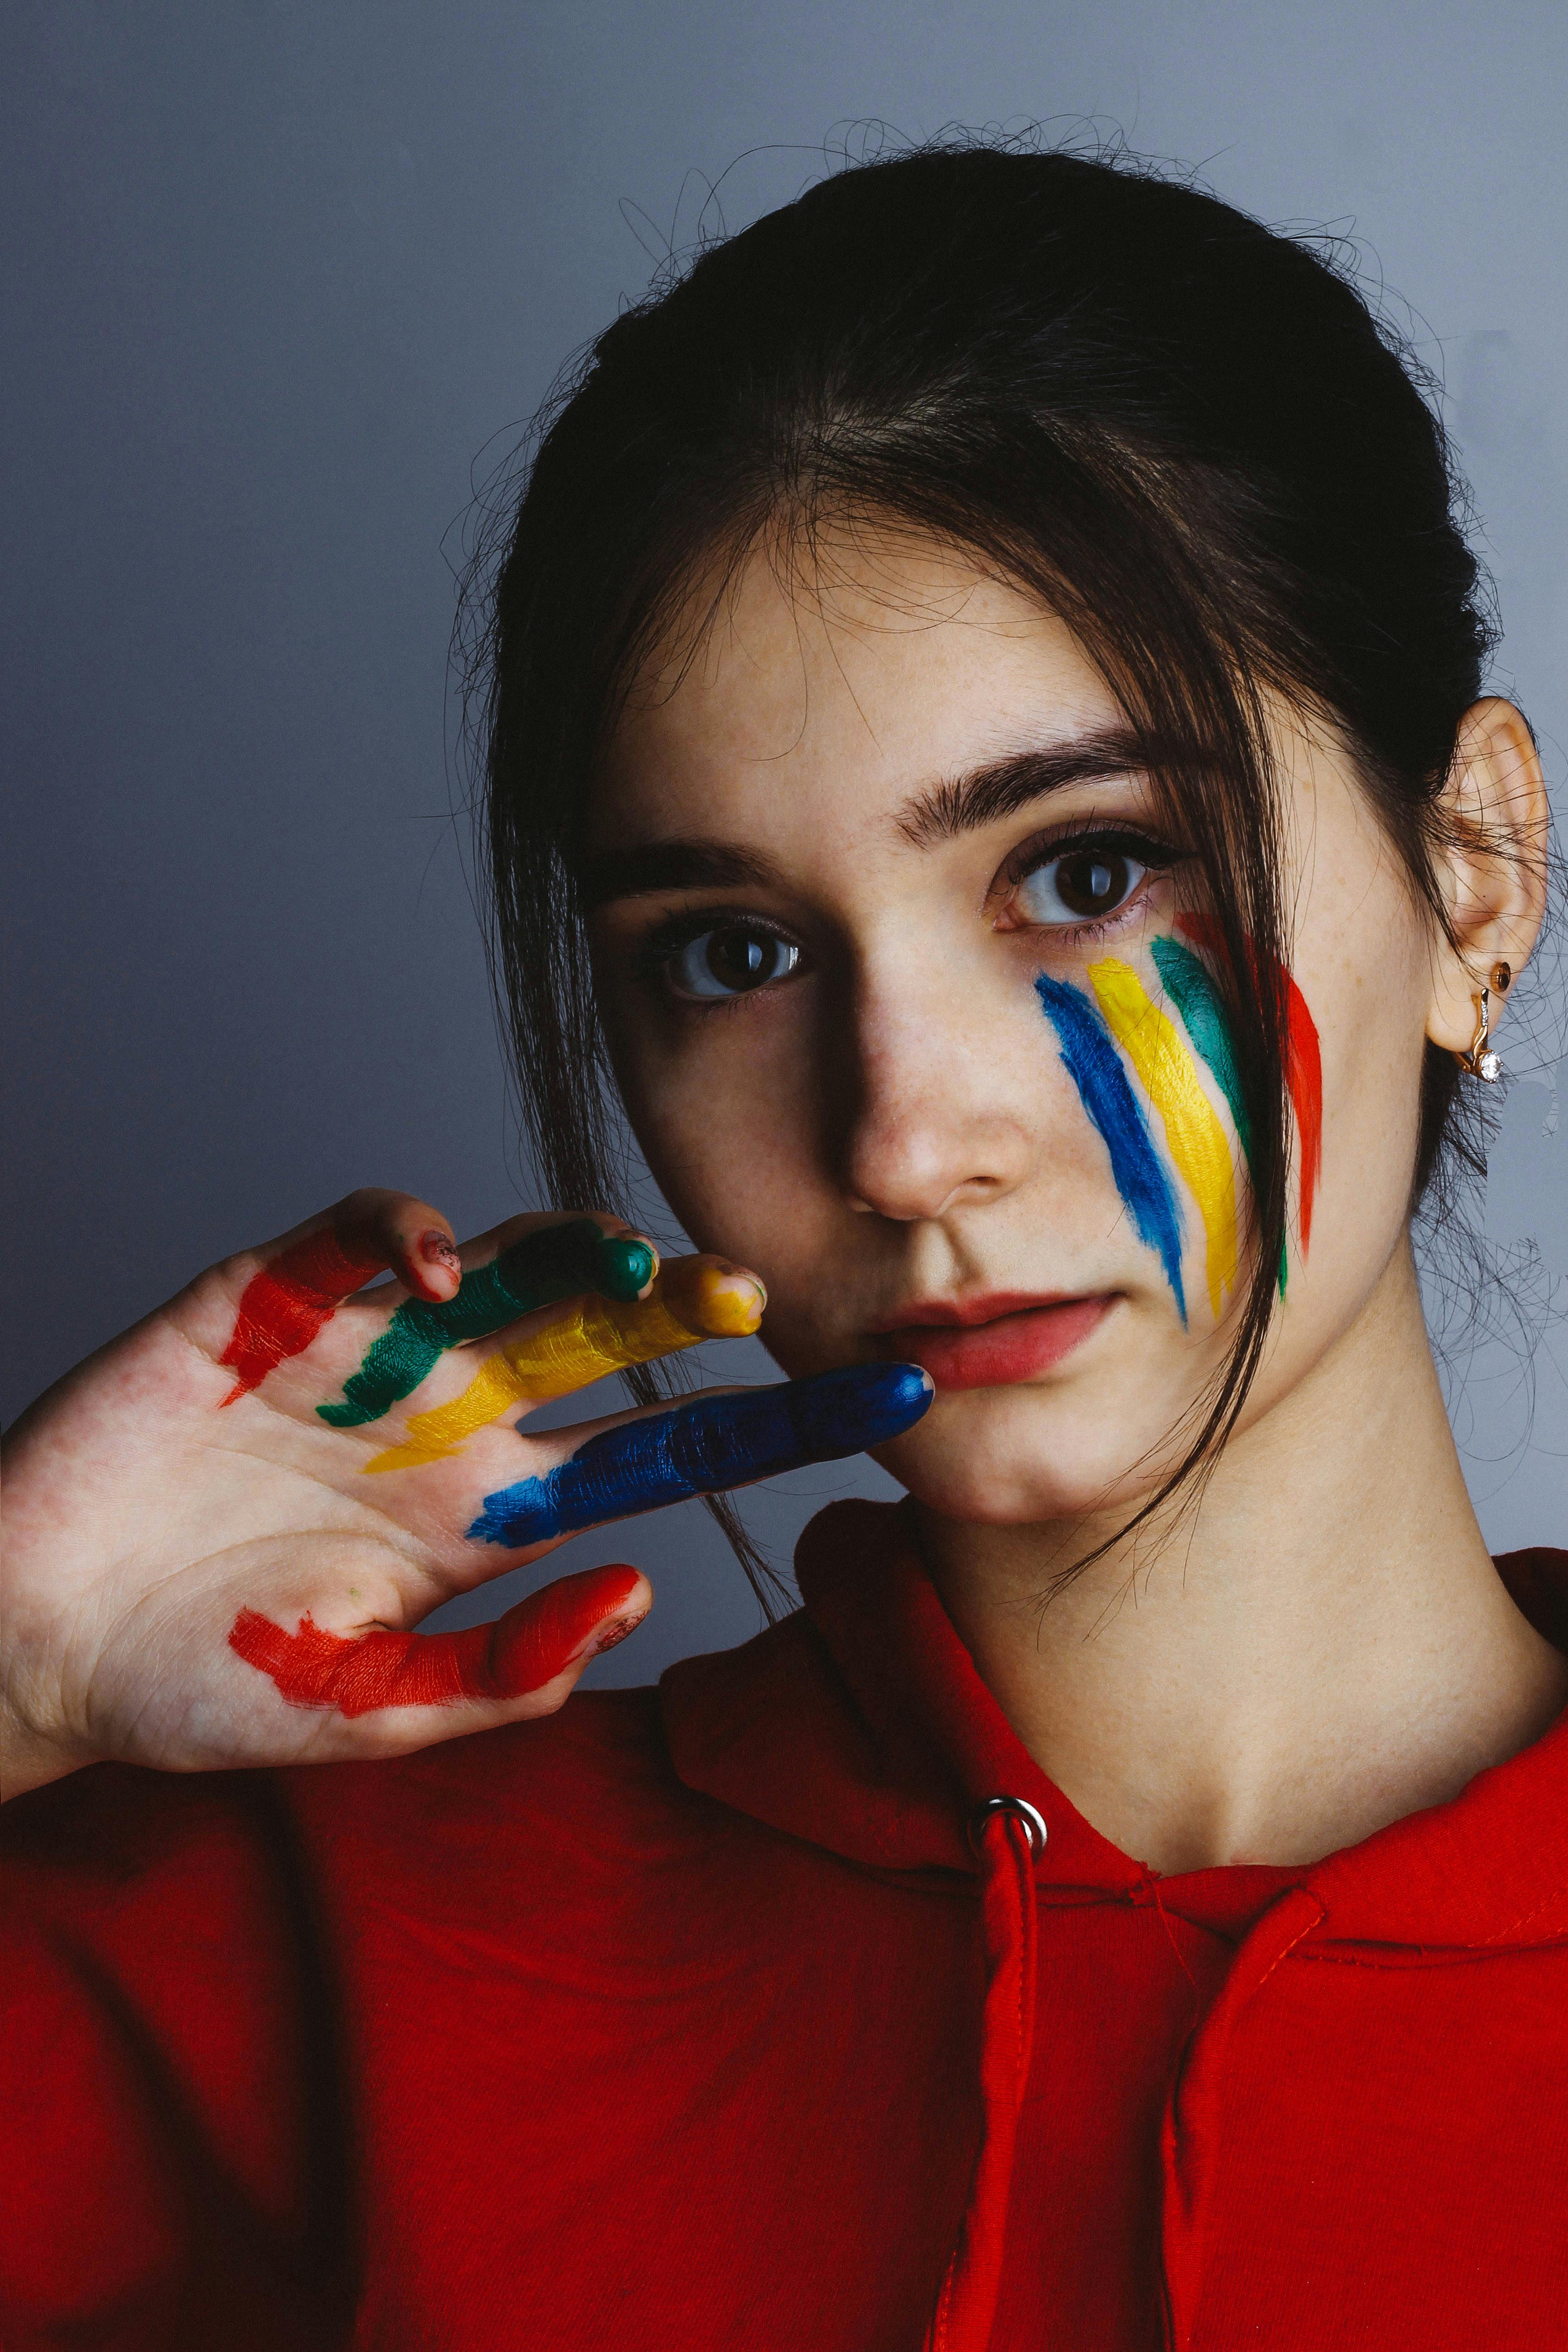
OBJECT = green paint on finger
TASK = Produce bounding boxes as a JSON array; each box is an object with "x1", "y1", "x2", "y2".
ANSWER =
[{"x1": 317, "y1": 1220, "x2": 654, "y2": 1429}]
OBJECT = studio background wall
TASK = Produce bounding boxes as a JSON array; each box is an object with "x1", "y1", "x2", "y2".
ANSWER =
[{"x1": 5, "y1": 0, "x2": 1565, "y2": 1682}]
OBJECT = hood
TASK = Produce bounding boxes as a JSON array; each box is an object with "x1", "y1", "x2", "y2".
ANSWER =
[{"x1": 663, "y1": 1498, "x2": 1568, "y2": 1954}]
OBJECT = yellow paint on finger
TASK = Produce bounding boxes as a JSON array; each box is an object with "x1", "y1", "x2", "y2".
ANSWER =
[
  {"x1": 1089, "y1": 958, "x2": 1238, "y2": 1319},
  {"x1": 361, "y1": 1262, "x2": 764, "y2": 1471}
]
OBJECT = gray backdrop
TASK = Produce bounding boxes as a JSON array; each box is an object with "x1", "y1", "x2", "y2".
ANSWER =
[{"x1": 5, "y1": 0, "x2": 1565, "y2": 1687}]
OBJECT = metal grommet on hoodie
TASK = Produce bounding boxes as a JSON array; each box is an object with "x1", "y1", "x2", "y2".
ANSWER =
[{"x1": 968, "y1": 1794, "x2": 1048, "y2": 1859}]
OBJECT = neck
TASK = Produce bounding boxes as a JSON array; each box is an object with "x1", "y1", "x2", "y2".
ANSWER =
[{"x1": 918, "y1": 1242, "x2": 1568, "y2": 1873}]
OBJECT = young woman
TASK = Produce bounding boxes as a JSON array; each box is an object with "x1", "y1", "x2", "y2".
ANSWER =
[{"x1": 5, "y1": 143, "x2": 1564, "y2": 2352}]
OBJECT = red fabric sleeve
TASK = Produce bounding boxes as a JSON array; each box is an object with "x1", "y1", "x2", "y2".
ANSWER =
[{"x1": 1, "y1": 1765, "x2": 351, "y2": 2351}]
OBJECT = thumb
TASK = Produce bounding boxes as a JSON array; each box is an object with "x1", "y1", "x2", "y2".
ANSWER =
[{"x1": 227, "y1": 1563, "x2": 650, "y2": 1726}]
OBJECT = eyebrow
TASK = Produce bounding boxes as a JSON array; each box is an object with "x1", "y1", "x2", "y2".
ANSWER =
[
  {"x1": 576, "y1": 726, "x2": 1153, "y2": 910},
  {"x1": 575, "y1": 838, "x2": 786, "y2": 911},
  {"x1": 892, "y1": 727, "x2": 1151, "y2": 849}
]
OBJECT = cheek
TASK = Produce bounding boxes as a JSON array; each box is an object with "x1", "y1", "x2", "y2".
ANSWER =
[
  {"x1": 1312, "y1": 872, "x2": 1430, "y2": 1212},
  {"x1": 611, "y1": 1015, "x2": 828, "y2": 1268},
  {"x1": 1312, "y1": 988, "x2": 1426, "y2": 1286}
]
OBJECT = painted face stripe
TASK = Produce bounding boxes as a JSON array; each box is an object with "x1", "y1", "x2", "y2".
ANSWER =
[
  {"x1": 227, "y1": 1564, "x2": 642, "y2": 1717},
  {"x1": 1149, "y1": 936, "x2": 1251, "y2": 1159},
  {"x1": 1089, "y1": 959, "x2": 1238, "y2": 1319},
  {"x1": 1151, "y1": 935, "x2": 1295, "y2": 1298},
  {"x1": 1034, "y1": 973, "x2": 1187, "y2": 1324},
  {"x1": 218, "y1": 1227, "x2": 389, "y2": 1405},
  {"x1": 466, "y1": 1362, "x2": 932, "y2": 1550},
  {"x1": 1176, "y1": 915, "x2": 1323, "y2": 1252},
  {"x1": 362, "y1": 1264, "x2": 764, "y2": 1472},
  {"x1": 316, "y1": 1220, "x2": 656, "y2": 1431}
]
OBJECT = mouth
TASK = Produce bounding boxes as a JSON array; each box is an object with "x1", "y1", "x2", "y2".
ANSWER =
[{"x1": 870, "y1": 1291, "x2": 1116, "y2": 1391}]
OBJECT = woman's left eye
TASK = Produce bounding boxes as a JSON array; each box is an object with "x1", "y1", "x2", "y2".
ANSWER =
[{"x1": 1013, "y1": 843, "x2": 1150, "y2": 927}]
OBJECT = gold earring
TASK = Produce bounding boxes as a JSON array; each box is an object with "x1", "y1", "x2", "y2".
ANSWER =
[{"x1": 1456, "y1": 983, "x2": 1502, "y2": 1083}]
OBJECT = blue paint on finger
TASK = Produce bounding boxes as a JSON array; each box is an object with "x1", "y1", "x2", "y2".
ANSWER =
[
  {"x1": 466, "y1": 1361, "x2": 933, "y2": 1550},
  {"x1": 1035, "y1": 973, "x2": 1187, "y2": 1323}
]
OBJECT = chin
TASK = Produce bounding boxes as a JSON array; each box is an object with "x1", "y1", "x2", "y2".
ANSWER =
[{"x1": 874, "y1": 1382, "x2": 1177, "y2": 1528}]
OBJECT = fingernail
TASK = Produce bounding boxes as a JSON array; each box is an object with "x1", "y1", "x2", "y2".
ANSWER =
[
  {"x1": 599, "y1": 1234, "x2": 658, "y2": 1301},
  {"x1": 593, "y1": 1608, "x2": 648, "y2": 1655},
  {"x1": 700, "y1": 1269, "x2": 766, "y2": 1338},
  {"x1": 419, "y1": 1230, "x2": 461, "y2": 1274}
]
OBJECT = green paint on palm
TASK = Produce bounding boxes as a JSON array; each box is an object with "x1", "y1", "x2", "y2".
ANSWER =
[
  {"x1": 1150, "y1": 936, "x2": 1286, "y2": 1297},
  {"x1": 317, "y1": 1220, "x2": 655, "y2": 1429}
]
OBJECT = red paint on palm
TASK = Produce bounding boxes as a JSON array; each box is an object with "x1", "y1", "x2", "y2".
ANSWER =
[
  {"x1": 218, "y1": 1228, "x2": 390, "y2": 1405},
  {"x1": 1176, "y1": 915, "x2": 1323, "y2": 1250},
  {"x1": 227, "y1": 1564, "x2": 643, "y2": 1716}
]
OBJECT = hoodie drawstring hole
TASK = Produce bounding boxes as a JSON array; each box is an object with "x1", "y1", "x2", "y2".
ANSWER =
[{"x1": 968, "y1": 1795, "x2": 1048, "y2": 1861}]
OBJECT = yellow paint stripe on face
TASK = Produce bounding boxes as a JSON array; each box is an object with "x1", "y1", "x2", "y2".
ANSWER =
[
  {"x1": 362, "y1": 1260, "x2": 764, "y2": 1472},
  {"x1": 1089, "y1": 958, "x2": 1238, "y2": 1318}
]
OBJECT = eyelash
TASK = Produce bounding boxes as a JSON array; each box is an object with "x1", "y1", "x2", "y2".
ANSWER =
[
  {"x1": 632, "y1": 824, "x2": 1186, "y2": 1005},
  {"x1": 633, "y1": 911, "x2": 804, "y2": 1002},
  {"x1": 999, "y1": 823, "x2": 1184, "y2": 942}
]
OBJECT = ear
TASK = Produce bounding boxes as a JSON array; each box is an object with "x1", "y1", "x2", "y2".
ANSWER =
[{"x1": 1425, "y1": 698, "x2": 1549, "y2": 1056}]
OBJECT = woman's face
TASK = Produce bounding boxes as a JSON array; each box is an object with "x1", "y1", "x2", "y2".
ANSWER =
[{"x1": 585, "y1": 531, "x2": 1440, "y2": 1525}]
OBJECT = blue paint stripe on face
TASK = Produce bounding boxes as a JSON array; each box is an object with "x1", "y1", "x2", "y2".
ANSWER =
[
  {"x1": 1034, "y1": 973, "x2": 1187, "y2": 1323},
  {"x1": 466, "y1": 1361, "x2": 934, "y2": 1549}
]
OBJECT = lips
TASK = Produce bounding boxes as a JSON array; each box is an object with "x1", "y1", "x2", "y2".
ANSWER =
[{"x1": 871, "y1": 1293, "x2": 1114, "y2": 1391}]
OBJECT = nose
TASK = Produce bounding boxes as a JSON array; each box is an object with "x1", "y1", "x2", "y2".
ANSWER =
[{"x1": 835, "y1": 972, "x2": 1033, "y2": 1223}]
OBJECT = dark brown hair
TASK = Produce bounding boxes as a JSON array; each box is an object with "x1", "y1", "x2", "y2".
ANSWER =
[{"x1": 460, "y1": 137, "x2": 1506, "y2": 1610}]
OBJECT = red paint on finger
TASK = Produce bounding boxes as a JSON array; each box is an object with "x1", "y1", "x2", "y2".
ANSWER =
[
  {"x1": 218, "y1": 1228, "x2": 389, "y2": 1405},
  {"x1": 226, "y1": 1565, "x2": 643, "y2": 1716}
]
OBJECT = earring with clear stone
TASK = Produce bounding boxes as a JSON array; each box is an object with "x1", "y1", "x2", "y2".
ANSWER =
[{"x1": 1456, "y1": 961, "x2": 1511, "y2": 1083}]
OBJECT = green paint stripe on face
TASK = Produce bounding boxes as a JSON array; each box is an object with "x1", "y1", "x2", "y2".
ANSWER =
[
  {"x1": 1150, "y1": 936, "x2": 1251, "y2": 1159},
  {"x1": 1150, "y1": 935, "x2": 1287, "y2": 1298}
]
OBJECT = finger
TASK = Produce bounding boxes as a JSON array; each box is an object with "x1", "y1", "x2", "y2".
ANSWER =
[
  {"x1": 360, "y1": 1255, "x2": 767, "y2": 1472},
  {"x1": 217, "y1": 1188, "x2": 461, "y2": 1407},
  {"x1": 226, "y1": 1562, "x2": 649, "y2": 1721},
  {"x1": 465, "y1": 1362, "x2": 933, "y2": 1552},
  {"x1": 316, "y1": 1217, "x2": 659, "y2": 1433}
]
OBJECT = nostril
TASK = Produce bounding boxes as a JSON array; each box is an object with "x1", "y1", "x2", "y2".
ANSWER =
[{"x1": 845, "y1": 1172, "x2": 1010, "y2": 1222}]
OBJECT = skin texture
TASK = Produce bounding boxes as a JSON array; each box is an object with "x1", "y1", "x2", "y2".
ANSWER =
[{"x1": 584, "y1": 527, "x2": 1563, "y2": 1871}]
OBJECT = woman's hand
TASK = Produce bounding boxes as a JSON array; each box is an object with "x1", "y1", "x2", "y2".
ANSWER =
[{"x1": 1, "y1": 1190, "x2": 930, "y2": 1797}]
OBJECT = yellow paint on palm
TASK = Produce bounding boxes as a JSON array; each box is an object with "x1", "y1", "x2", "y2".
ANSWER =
[
  {"x1": 362, "y1": 1259, "x2": 764, "y2": 1472},
  {"x1": 1089, "y1": 958, "x2": 1238, "y2": 1319}
]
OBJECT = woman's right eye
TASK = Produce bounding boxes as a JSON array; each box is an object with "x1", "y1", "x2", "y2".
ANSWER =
[{"x1": 663, "y1": 925, "x2": 801, "y2": 1001}]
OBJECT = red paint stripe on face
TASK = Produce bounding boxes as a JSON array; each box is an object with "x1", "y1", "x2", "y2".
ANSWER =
[
  {"x1": 218, "y1": 1228, "x2": 389, "y2": 1404},
  {"x1": 227, "y1": 1565, "x2": 643, "y2": 1716},
  {"x1": 1176, "y1": 916, "x2": 1323, "y2": 1253},
  {"x1": 1284, "y1": 985, "x2": 1323, "y2": 1251}
]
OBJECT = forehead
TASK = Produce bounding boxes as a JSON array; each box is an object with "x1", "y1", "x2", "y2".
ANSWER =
[{"x1": 590, "y1": 529, "x2": 1120, "y2": 855}]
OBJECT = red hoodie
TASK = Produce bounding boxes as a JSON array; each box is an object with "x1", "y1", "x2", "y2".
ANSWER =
[{"x1": 6, "y1": 1499, "x2": 1568, "y2": 2351}]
